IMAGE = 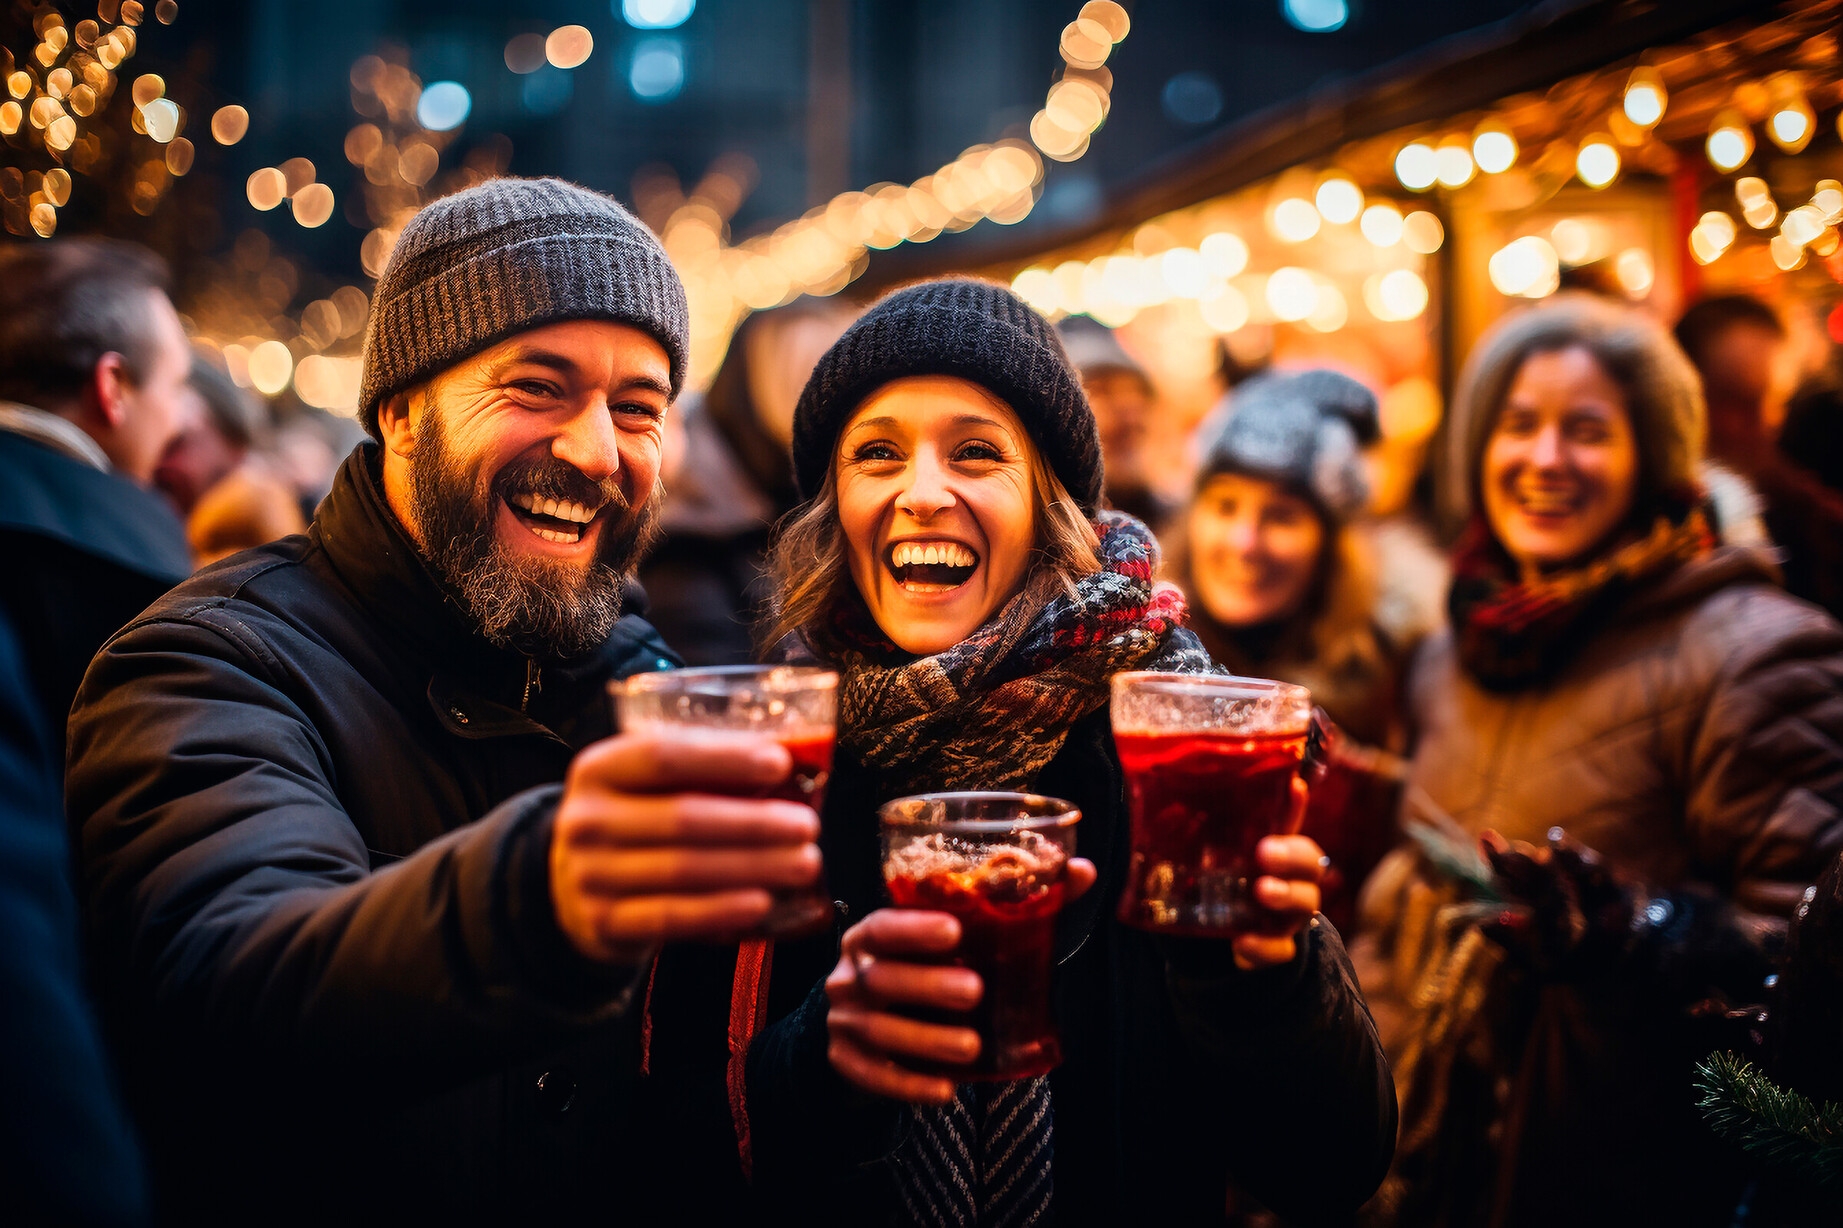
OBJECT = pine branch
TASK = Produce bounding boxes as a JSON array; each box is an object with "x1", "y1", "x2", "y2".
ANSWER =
[{"x1": 1695, "y1": 1051, "x2": 1843, "y2": 1187}]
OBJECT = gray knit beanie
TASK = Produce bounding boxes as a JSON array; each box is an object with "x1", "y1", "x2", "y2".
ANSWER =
[
  {"x1": 791, "y1": 279, "x2": 1103, "y2": 512},
  {"x1": 358, "y1": 177, "x2": 689, "y2": 437},
  {"x1": 1194, "y1": 369, "x2": 1378, "y2": 523}
]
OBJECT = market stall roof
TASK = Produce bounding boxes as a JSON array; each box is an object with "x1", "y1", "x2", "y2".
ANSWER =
[{"x1": 856, "y1": 0, "x2": 1778, "y2": 292}]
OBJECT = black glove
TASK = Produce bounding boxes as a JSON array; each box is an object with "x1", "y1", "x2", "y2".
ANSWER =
[{"x1": 1478, "y1": 826, "x2": 1640, "y2": 979}]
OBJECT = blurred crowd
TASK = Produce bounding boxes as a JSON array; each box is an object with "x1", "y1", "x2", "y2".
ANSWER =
[{"x1": 4, "y1": 197, "x2": 1843, "y2": 1228}]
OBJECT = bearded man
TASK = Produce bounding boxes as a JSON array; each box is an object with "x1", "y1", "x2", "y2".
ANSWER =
[{"x1": 66, "y1": 179, "x2": 823, "y2": 1225}]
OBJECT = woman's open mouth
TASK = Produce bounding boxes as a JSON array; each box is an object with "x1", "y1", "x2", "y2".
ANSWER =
[
  {"x1": 885, "y1": 539, "x2": 980, "y2": 593},
  {"x1": 505, "y1": 490, "x2": 600, "y2": 545}
]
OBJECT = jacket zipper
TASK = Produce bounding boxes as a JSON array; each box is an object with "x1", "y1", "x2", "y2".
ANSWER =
[{"x1": 522, "y1": 658, "x2": 541, "y2": 712}]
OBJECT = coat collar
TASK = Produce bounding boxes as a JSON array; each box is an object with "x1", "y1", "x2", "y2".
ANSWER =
[{"x1": 0, "y1": 429, "x2": 191, "y2": 584}]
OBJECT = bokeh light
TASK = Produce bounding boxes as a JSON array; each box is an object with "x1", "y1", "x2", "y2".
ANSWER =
[
  {"x1": 546, "y1": 26, "x2": 594, "y2": 70},
  {"x1": 622, "y1": 0, "x2": 697, "y2": 30},
  {"x1": 211, "y1": 104, "x2": 249, "y2": 144},
  {"x1": 416, "y1": 82, "x2": 470, "y2": 131}
]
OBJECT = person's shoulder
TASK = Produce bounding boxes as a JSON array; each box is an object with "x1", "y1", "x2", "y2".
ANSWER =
[
  {"x1": 100, "y1": 535, "x2": 328, "y2": 661},
  {"x1": 602, "y1": 610, "x2": 685, "y2": 680}
]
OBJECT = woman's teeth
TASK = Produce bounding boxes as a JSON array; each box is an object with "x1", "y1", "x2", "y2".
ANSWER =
[
  {"x1": 891, "y1": 541, "x2": 976, "y2": 568},
  {"x1": 887, "y1": 540, "x2": 979, "y2": 591}
]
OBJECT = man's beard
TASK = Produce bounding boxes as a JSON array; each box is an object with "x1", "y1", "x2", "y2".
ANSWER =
[{"x1": 406, "y1": 408, "x2": 663, "y2": 657}]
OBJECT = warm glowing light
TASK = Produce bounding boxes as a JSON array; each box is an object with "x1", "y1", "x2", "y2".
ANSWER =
[
  {"x1": 292, "y1": 183, "x2": 334, "y2": 228},
  {"x1": 1815, "y1": 181, "x2": 1843, "y2": 226},
  {"x1": 29, "y1": 202, "x2": 57, "y2": 237},
  {"x1": 0, "y1": 102, "x2": 20, "y2": 135},
  {"x1": 1395, "y1": 142, "x2": 1437, "y2": 192},
  {"x1": 1360, "y1": 204, "x2": 1403, "y2": 247},
  {"x1": 1272, "y1": 198, "x2": 1321, "y2": 242},
  {"x1": 292, "y1": 354, "x2": 362, "y2": 413},
  {"x1": 212, "y1": 105, "x2": 249, "y2": 145},
  {"x1": 1614, "y1": 248, "x2": 1653, "y2": 298},
  {"x1": 1623, "y1": 68, "x2": 1666, "y2": 128},
  {"x1": 43, "y1": 169, "x2": 71, "y2": 206},
  {"x1": 1060, "y1": 18, "x2": 1113, "y2": 69},
  {"x1": 1699, "y1": 211, "x2": 1737, "y2": 249},
  {"x1": 45, "y1": 115, "x2": 76, "y2": 151},
  {"x1": 1771, "y1": 234, "x2": 1807, "y2": 272},
  {"x1": 1306, "y1": 283, "x2": 1347, "y2": 332},
  {"x1": 1012, "y1": 267, "x2": 1061, "y2": 315},
  {"x1": 547, "y1": 25, "x2": 594, "y2": 69},
  {"x1": 1315, "y1": 176, "x2": 1362, "y2": 225},
  {"x1": 1364, "y1": 270, "x2": 1428, "y2": 322},
  {"x1": 1158, "y1": 247, "x2": 1209, "y2": 298},
  {"x1": 1080, "y1": 1, "x2": 1130, "y2": 41},
  {"x1": 505, "y1": 33, "x2": 547, "y2": 73},
  {"x1": 1767, "y1": 73, "x2": 1814, "y2": 154},
  {"x1": 140, "y1": 97, "x2": 179, "y2": 143},
  {"x1": 1735, "y1": 176, "x2": 1771, "y2": 206},
  {"x1": 1707, "y1": 111, "x2": 1753, "y2": 172},
  {"x1": 1551, "y1": 219, "x2": 1593, "y2": 265},
  {"x1": 399, "y1": 141, "x2": 438, "y2": 186},
  {"x1": 131, "y1": 73, "x2": 164, "y2": 107},
  {"x1": 279, "y1": 157, "x2": 316, "y2": 195},
  {"x1": 248, "y1": 340, "x2": 295, "y2": 397},
  {"x1": 1472, "y1": 125, "x2": 1517, "y2": 175},
  {"x1": 5, "y1": 71, "x2": 28, "y2": 100},
  {"x1": 1576, "y1": 136, "x2": 1619, "y2": 188},
  {"x1": 1200, "y1": 284, "x2": 1249, "y2": 333},
  {"x1": 1402, "y1": 211, "x2": 1444, "y2": 254},
  {"x1": 1046, "y1": 78, "x2": 1107, "y2": 133},
  {"x1": 1742, "y1": 199, "x2": 1779, "y2": 231},
  {"x1": 165, "y1": 137, "x2": 194, "y2": 175},
  {"x1": 1266, "y1": 267, "x2": 1318, "y2": 322},
  {"x1": 1200, "y1": 231, "x2": 1248, "y2": 277},
  {"x1": 246, "y1": 167, "x2": 286, "y2": 211},
  {"x1": 1489, "y1": 236, "x2": 1560, "y2": 298},
  {"x1": 1783, "y1": 205, "x2": 1825, "y2": 249},
  {"x1": 1434, "y1": 141, "x2": 1475, "y2": 189},
  {"x1": 1689, "y1": 228, "x2": 1725, "y2": 266}
]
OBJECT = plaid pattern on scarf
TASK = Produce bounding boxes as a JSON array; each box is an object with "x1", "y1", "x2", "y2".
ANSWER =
[
  {"x1": 1447, "y1": 503, "x2": 1715, "y2": 690},
  {"x1": 829, "y1": 512, "x2": 1213, "y2": 794}
]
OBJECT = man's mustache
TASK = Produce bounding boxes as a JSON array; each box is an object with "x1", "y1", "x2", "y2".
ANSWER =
[{"x1": 493, "y1": 457, "x2": 632, "y2": 516}]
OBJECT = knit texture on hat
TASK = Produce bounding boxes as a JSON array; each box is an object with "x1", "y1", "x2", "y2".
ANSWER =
[
  {"x1": 358, "y1": 177, "x2": 689, "y2": 436},
  {"x1": 1195, "y1": 369, "x2": 1376, "y2": 522},
  {"x1": 791, "y1": 279, "x2": 1103, "y2": 512}
]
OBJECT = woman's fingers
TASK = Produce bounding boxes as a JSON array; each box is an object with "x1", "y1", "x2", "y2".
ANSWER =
[
  {"x1": 830, "y1": 1006, "x2": 981, "y2": 1068},
  {"x1": 827, "y1": 1034, "x2": 960, "y2": 1105},
  {"x1": 1233, "y1": 930, "x2": 1300, "y2": 971}
]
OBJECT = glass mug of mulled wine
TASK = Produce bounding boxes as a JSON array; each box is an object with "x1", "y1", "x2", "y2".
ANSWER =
[
  {"x1": 878, "y1": 792, "x2": 1081, "y2": 1082},
  {"x1": 612, "y1": 665, "x2": 837, "y2": 939},
  {"x1": 1111, "y1": 672, "x2": 1323, "y2": 937}
]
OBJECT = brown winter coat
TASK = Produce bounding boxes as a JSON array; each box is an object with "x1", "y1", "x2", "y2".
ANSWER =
[{"x1": 1354, "y1": 545, "x2": 1843, "y2": 1227}]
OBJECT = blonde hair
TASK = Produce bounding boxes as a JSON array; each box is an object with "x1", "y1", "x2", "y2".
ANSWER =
[{"x1": 764, "y1": 423, "x2": 1101, "y2": 657}]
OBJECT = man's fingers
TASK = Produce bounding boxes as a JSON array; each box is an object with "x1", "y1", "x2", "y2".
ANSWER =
[
  {"x1": 561, "y1": 792, "x2": 819, "y2": 848},
  {"x1": 830, "y1": 1007, "x2": 981, "y2": 1067},
  {"x1": 571, "y1": 731, "x2": 792, "y2": 795},
  {"x1": 595, "y1": 889, "x2": 774, "y2": 947},
  {"x1": 841, "y1": 908, "x2": 962, "y2": 959},
  {"x1": 573, "y1": 845, "x2": 821, "y2": 894},
  {"x1": 827, "y1": 1036, "x2": 959, "y2": 1105}
]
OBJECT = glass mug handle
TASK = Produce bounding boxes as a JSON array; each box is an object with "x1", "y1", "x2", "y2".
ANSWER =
[{"x1": 1302, "y1": 705, "x2": 1336, "y2": 788}]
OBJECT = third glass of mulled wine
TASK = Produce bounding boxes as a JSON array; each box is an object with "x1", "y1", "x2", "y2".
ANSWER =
[
  {"x1": 1111, "y1": 672, "x2": 1314, "y2": 937},
  {"x1": 612, "y1": 665, "x2": 837, "y2": 938},
  {"x1": 879, "y1": 792, "x2": 1080, "y2": 1082}
]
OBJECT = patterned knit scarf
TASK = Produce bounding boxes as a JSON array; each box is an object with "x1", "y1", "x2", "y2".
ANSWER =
[
  {"x1": 822, "y1": 512, "x2": 1207, "y2": 1228},
  {"x1": 829, "y1": 511, "x2": 1212, "y2": 797},
  {"x1": 1447, "y1": 503, "x2": 1715, "y2": 690}
]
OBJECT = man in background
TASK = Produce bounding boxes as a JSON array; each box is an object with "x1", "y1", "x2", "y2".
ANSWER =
[{"x1": 0, "y1": 237, "x2": 201, "y2": 1226}]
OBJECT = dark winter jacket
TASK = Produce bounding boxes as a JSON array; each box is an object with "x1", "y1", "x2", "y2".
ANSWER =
[
  {"x1": 0, "y1": 427, "x2": 189, "y2": 1227},
  {"x1": 1353, "y1": 546, "x2": 1843, "y2": 1227},
  {"x1": 65, "y1": 445, "x2": 761, "y2": 1225},
  {"x1": 745, "y1": 708, "x2": 1399, "y2": 1226}
]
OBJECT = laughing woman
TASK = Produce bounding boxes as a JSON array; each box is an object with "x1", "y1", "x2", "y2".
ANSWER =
[
  {"x1": 1354, "y1": 296, "x2": 1843, "y2": 1227},
  {"x1": 739, "y1": 280, "x2": 1396, "y2": 1226}
]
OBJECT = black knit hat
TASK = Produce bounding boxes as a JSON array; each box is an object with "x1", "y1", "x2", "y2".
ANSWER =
[
  {"x1": 358, "y1": 177, "x2": 689, "y2": 437},
  {"x1": 1195, "y1": 369, "x2": 1377, "y2": 523},
  {"x1": 791, "y1": 279, "x2": 1103, "y2": 512}
]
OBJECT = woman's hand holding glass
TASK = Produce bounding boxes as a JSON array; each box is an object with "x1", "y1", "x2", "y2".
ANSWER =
[
  {"x1": 1236, "y1": 776, "x2": 1330, "y2": 970},
  {"x1": 824, "y1": 858, "x2": 1097, "y2": 1104}
]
